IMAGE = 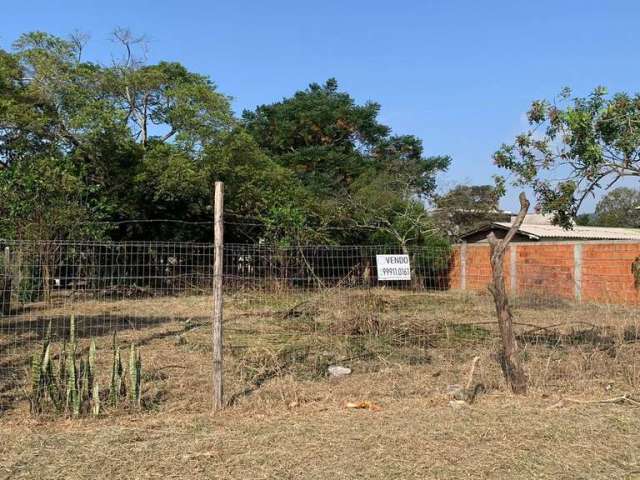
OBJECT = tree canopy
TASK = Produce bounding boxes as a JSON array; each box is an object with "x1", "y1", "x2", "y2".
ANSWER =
[
  {"x1": 1, "y1": 32, "x2": 450, "y2": 247},
  {"x1": 494, "y1": 87, "x2": 640, "y2": 227},
  {"x1": 432, "y1": 184, "x2": 505, "y2": 238},
  {"x1": 242, "y1": 79, "x2": 450, "y2": 245},
  {"x1": 593, "y1": 187, "x2": 640, "y2": 228}
]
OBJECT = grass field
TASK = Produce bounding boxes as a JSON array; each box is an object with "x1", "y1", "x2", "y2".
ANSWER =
[{"x1": 2, "y1": 289, "x2": 640, "y2": 479}]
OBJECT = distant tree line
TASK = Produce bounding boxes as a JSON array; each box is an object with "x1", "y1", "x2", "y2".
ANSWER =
[{"x1": 576, "y1": 187, "x2": 640, "y2": 228}]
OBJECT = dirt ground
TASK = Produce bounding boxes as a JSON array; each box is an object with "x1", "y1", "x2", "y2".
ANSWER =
[{"x1": 2, "y1": 290, "x2": 640, "y2": 479}]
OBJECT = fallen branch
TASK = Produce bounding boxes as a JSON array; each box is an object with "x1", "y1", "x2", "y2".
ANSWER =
[
  {"x1": 547, "y1": 394, "x2": 640, "y2": 409},
  {"x1": 449, "y1": 320, "x2": 599, "y2": 331},
  {"x1": 519, "y1": 322, "x2": 599, "y2": 336}
]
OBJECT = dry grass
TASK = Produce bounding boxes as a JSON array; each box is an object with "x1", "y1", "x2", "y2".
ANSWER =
[{"x1": 2, "y1": 289, "x2": 640, "y2": 479}]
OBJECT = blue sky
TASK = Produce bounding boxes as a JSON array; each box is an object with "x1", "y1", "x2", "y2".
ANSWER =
[{"x1": 4, "y1": 0, "x2": 640, "y2": 212}]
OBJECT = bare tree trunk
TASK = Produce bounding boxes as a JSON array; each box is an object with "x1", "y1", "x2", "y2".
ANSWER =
[{"x1": 487, "y1": 192, "x2": 529, "y2": 394}]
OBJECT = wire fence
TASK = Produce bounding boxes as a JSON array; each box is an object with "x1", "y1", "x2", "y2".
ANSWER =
[{"x1": 1, "y1": 239, "x2": 640, "y2": 415}]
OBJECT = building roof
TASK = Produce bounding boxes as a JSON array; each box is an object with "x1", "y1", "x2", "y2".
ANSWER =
[{"x1": 465, "y1": 221, "x2": 640, "y2": 241}]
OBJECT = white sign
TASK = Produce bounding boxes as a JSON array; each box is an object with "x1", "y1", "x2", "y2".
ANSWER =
[{"x1": 376, "y1": 254, "x2": 411, "y2": 281}]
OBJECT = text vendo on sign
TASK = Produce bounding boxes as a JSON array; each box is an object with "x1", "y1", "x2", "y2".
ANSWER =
[{"x1": 376, "y1": 254, "x2": 411, "y2": 281}]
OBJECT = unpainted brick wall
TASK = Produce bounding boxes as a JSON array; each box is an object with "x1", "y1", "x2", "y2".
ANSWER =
[{"x1": 450, "y1": 242, "x2": 640, "y2": 305}]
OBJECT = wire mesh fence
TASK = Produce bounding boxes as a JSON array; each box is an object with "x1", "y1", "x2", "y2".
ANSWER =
[{"x1": 1, "y1": 239, "x2": 640, "y2": 415}]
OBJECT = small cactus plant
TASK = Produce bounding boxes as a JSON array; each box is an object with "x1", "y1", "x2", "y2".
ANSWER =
[
  {"x1": 29, "y1": 325, "x2": 143, "y2": 417},
  {"x1": 109, "y1": 332, "x2": 124, "y2": 407},
  {"x1": 65, "y1": 343, "x2": 79, "y2": 416},
  {"x1": 30, "y1": 321, "x2": 54, "y2": 413},
  {"x1": 92, "y1": 381, "x2": 100, "y2": 416},
  {"x1": 88, "y1": 338, "x2": 96, "y2": 389},
  {"x1": 128, "y1": 343, "x2": 142, "y2": 408}
]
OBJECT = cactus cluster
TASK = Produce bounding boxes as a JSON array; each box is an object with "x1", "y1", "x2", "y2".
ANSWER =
[{"x1": 29, "y1": 315, "x2": 143, "y2": 417}]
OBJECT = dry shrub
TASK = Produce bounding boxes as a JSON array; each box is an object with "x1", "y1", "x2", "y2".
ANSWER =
[{"x1": 328, "y1": 291, "x2": 389, "y2": 336}]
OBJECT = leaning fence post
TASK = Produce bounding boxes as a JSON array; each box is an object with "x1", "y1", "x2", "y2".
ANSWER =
[{"x1": 212, "y1": 181, "x2": 224, "y2": 411}]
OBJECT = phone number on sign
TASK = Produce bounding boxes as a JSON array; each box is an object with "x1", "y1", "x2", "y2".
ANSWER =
[{"x1": 381, "y1": 267, "x2": 410, "y2": 276}]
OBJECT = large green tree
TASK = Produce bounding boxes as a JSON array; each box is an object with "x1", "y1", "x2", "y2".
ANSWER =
[
  {"x1": 593, "y1": 187, "x2": 640, "y2": 228},
  {"x1": 243, "y1": 79, "x2": 450, "y2": 245},
  {"x1": 494, "y1": 87, "x2": 640, "y2": 227},
  {"x1": 432, "y1": 184, "x2": 505, "y2": 238},
  {"x1": 243, "y1": 79, "x2": 387, "y2": 194},
  {"x1": 0, "y1": 31, "x2": 238, "y2": 240}
]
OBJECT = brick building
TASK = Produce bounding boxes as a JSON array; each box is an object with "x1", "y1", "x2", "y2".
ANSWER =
[{"x1": 451, "y1": 214, "x2": 640, "y2": 305}]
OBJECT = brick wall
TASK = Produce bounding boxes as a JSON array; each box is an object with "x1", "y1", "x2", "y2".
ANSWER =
[
  {"x1": 581, "y1": 243, "x2": 640, "y2": 304},
  {"x1": 451, "y1": 241, "x2": 640, "y2": 305}
]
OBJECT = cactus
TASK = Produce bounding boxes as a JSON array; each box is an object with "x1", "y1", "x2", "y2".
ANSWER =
[
  {"x1": 57, "y1": 340, "x2": 67, "y2": 389},
  {"x1": 30, "y1": 350, "x2": 43, "y2": 413},
  {"x1": 30, "y1": 322, "x2": 53, "y2": 413},
  {"x1": 79, "y1": 358, "x2": 89, "y2": 405},
  {"x1": 128, "y1": 344, "x2": 142, "y2": 408},
  {"x1": 65, "y1": 342, "x2": 80, "y2": 416},
  {"x1": 92, "y1": 380, "x2": 100, "y2": 416},
  {"x1": 109, "y1": 337, "x2": 123, "y2": 407},
  {"x1": 63, "y1": 314, "x2": 83, "y2": 416},
  {"x1": 45, "y1": 349, "x2": 61, "y2": 411},
  {"x1": 29, "y1": 327, "x2": 144, "y2": 417},
  {"x1": 88, "y1": 338, "x2": 96, "y2": 391}
]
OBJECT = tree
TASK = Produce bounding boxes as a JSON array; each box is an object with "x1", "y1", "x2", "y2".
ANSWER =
[
  {"x1": 488, "y1": 192, "x2": 530, "y2": 394},
  {"x1": 575, "y1": 213, "x2": 595, "y2": 226},
  {"x1": 432, "y1": 184, "x2": 505, "y2": 238},
  {"x1": 243, "y1": 79, "x2": 450, "y2": 245},
  {"x1": 0, "y1": 156, "x2": 106, "y2": 240},
  {"x1": 1, "y1": 33, "x2": 452, "y2": 245},
  {"x1": 494, "y1": 87, "x2": 640, "y2": 227},
  {"x1": 593, "y1": 187, "x2": 640, "y2": 227},
  {"x1": 0, "y1": 30, "x2": 236, "y2": 241},
  {"x1": 348, "y1": 172, "x2": 439, "y2": 251},
  {"x1": 203, "y1": 129, "x2": 314, "y2": 244},
  {"x1": 242, "y1": 78, "x2": 389, "y2": 195}
]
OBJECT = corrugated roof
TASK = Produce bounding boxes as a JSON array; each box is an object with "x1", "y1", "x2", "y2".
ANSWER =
[{"x1": 493, "y1": 222, "x2": 640, "y2": 240}]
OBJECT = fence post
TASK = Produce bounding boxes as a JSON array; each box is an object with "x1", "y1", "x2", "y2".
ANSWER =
[
  {"x1": 212, "y1": 181, "x2": 224, "y2": 411},
  {"x1": 574, "y1": 243, "x2": 582, "y2": 303}
]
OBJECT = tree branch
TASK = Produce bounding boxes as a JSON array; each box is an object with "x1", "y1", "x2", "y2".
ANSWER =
[
  {"x1": 161, "y1": 128, "x2": 177, "y2": 142},
  {"x1": 488, "y1": 192, "x2": 529, "y2": 253}
]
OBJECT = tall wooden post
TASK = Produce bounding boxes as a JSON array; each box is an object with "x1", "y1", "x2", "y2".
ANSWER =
[{"x1": 212, "y1": 182, "x2": 224, "y2": 411}]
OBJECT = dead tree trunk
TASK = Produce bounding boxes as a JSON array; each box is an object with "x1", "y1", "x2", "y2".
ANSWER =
[{"x1": 487, "y1": 192, "x2": 529, "y2": 394}]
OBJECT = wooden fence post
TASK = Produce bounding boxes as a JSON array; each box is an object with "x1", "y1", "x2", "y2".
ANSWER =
[{"x1": 212, "y1": 181, "x2": 224, "y2": 411}]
